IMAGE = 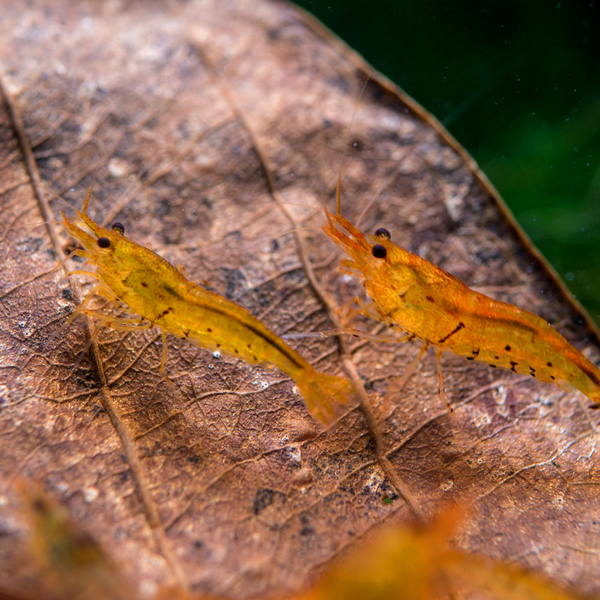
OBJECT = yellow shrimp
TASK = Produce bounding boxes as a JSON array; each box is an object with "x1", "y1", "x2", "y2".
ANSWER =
[
  {"x1": 323, "y1": 204, "x2": 600, "y2": 410},
  {"x1": 59, "y1": 186, "x2": 353, "y2": 425}
]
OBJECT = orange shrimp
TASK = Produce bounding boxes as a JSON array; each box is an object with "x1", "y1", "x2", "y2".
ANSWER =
[
  {"x1": 323, "y1": 199, "x2": 600, "y2": 410},
  {"x1": 58, "y1": 186, "x2": 353, "y2": 425}
]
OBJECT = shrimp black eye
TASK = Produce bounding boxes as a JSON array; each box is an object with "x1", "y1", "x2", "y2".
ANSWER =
[
  {"x1": 371, "y1": 244, "x2": 387, "y2": 259},
  {"x1": 97, "y1": 237, "x2": 111, "y2": 249},
  {"x1": 112, "y1": 222, "x2": 125, "y2": 234},
  {"x1": 375, "y1": 227, "x2": 391, "y2": 240}
]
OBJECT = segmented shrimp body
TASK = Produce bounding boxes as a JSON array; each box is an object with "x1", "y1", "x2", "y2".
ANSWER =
[
  {"x1": 59, "y1": 189, "x2": 353, "y2": 425},
  {"x1": 323, "y1": 210, "x2": 600, "y2": 406}
]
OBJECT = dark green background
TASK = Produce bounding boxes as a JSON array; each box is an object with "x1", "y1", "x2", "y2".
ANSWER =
[{"x1": 294, "y1": 0, "x2": 600, "y2": 326}]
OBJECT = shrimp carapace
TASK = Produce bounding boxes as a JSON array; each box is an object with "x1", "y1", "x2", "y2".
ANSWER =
[
  {"x1": 60, "y1": 186, "x2": 354, "y2": 425},
  {"x1": 323, "y1": 208, "x2": 600, "y2": 408}
]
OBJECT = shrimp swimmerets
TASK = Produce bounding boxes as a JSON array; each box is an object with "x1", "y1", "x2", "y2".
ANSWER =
[
  {"x1": 58, "y1": 186, "x2": 354, "y2": 425},
  {"x1": 323, "y1": 207, "x2": 600, "y2": 410}
]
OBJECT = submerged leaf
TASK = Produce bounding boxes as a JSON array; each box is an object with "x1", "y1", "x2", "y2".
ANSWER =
[{"x1": 0, "y1": 0, "x2": 599, "y2": 598}]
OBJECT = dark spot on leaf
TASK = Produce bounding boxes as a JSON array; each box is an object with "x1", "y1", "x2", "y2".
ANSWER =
[
  {"x1": 253, "y1": 488, "x2": 275, "y2": 515},
  {"x1": 505, "y1": 345, "x2": 511, "y2": 351},
  {"x1": 489, "y1": 364, "x2": 496, "y2": 368},
  {"x1": 350, "y1": 137, "x2": 363, "y2": 151},
  {"x1": 97, "y1": 237, "x2": 110, "y2": 248},
  {"x1": 188, "y1": 453, "x2": 202, "y2": 466},
  {"x1": 267, "y1": 27, "x2": 279, "y2": 41},
  {"x1": 220, "y1": 267, "x2": 247, "y2": 300},
  {"x1": 547, "y1": 362, "x2": 553, "y2": 367},
  {"x1": 426, "y1": 296, "x2": 434, "y2": 303},
  {"x1": 17, "y1": 236, "x2": 44, "y2": 255},
  {"x1": 141, "y1": 282, "x2": 148, "y2": 288}
]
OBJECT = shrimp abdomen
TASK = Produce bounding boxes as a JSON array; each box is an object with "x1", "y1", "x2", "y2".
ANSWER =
[{"x1": 441, "y1": 291, "x2": 600, "y2": 404}]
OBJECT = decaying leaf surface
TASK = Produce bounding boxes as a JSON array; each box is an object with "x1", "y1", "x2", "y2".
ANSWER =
[
  {"x1": 9, "y1": 488, "x2": 595, "y2": 600},
  {"x1": 1, "y1": 0, "x2": 599, "y2": 598}
]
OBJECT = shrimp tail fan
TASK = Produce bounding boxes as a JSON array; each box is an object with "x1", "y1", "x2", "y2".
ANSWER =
[{"x1": 297, "y1": 371, "x2": 354, "y2": 426}]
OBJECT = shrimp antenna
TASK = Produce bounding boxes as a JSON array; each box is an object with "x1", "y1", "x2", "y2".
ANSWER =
[
  {"x1": 336, "y1": 76, "x2": 371, "y2": 216},
  {"x1": 50, "y1": 132, "x2": 115, "y2": 217},
  {"x1": 81, "y1": 142, "x2": 112, "y2": 216},
  {"x1": 45, "y1": 185, "x2": 78, "y2": 212},
  {"x1": 355, "y1": 153, "x2": 410, "y2": 229}
]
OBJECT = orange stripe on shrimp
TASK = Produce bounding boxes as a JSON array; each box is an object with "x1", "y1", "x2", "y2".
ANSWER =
[
  {"x1": 59, "y1": 185, "x2": 354, "y2": 425},
  {"x1": 322, "y1": 184, "x2": 600, "y2": 411}
]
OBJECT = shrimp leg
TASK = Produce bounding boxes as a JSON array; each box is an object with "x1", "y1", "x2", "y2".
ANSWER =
[
  {"x1": 384, "y1": 342, "x2": 429, "y2": 403},
  {"x1": 434, "y1": 348, "x2": 453, "y2": 414}
]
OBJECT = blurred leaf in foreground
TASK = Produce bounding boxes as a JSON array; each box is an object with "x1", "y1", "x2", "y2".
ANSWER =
[
  {"x1": 14, "y1": 486, "x2": 595, "y2": 600},
  {"x1": 16, "y1": 480, "x2": 132, "y2": 600},
  {"x1": 294, "y1": 507, "x2": 596, "y2": 600}
]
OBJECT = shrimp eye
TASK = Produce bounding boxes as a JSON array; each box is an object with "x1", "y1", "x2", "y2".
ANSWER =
[
  {"x1": 112, "y1": 222, "x2": 125, "y2": 234},
  {"x1": 97, "y1": 237, "x2": 111, "y2": 249},
  {"x1": 371, "y1": 244, "x2": 387, "y2": 259},
  {"x1": 375, "y1": 227, "x2": 391, "y2": 240}
]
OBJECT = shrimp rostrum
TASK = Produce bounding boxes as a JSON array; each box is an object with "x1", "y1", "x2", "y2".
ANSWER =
[
  {"x1": 59, "y1": 186, "x2": 354, "y2": 425},
  {"x1": 323, "y1": 209, "x2": 600, "y2": 409}
]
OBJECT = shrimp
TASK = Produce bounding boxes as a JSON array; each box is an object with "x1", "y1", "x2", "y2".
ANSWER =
[
  {"x1": 322, "y1": 202, "x2": 600, "y2": 410},
  {"x1": 58, "y1": 185, "x2": 353, "y2": 425}
]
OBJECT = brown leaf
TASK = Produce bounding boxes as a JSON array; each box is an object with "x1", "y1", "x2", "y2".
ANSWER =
[
  {"x1": 11, "y1": 490, "x2": 594, "y2": 600},
  {"x1": 1, "y1": 1, "x2": 599, "y2": 598}
]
